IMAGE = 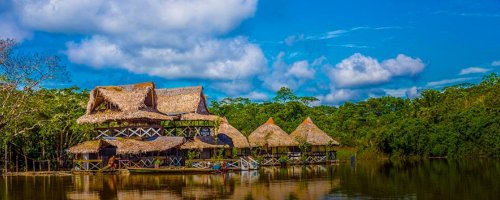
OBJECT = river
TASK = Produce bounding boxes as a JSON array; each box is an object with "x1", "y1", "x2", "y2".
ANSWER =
[{"x1": 1, "y1": 159, "x2": 499, "y2": 199}]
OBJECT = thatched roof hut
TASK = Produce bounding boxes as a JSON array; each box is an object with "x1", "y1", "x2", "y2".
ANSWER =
[
  {"x1": 67, "y1": 136, "x2": 185, "y2": 155},
  {"x1": 77, "y1": 82, "x2": 173, "y2": 124},
  {"x1": 156, "y1": 86, "x2": 209, "y2": 115},
  {"x1": 248, "y1": 118, "x2": 298, "y2": 148},
  {"x1": 290, "y1": 117, "x2": 340, "y2": 146},
  {"x1": 180, "y1": 136, "x2": 229, "y2": 150},
  {"x1": 217, "y1": 120, "x2": 250, "y2": 148}
]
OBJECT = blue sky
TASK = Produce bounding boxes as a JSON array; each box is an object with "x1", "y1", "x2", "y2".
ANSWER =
[{"x1": 1, "y1": 0, "x2": 499, "y2": 105}]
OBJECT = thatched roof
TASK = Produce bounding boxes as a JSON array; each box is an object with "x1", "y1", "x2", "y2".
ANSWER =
[
  {"x1": 67, "y1": 136, "x2": 185, "y2": 155},
  {"x1": 180, "y1": 136, "x2": 229, "y2": 150},
  {"x1": 180, "y1": 113, "x2": 221, "y2": 121},
  {"x1": 67, "y1": 140, "x2": 105, "y2": 154},
  {"x1": 156, "y1": 86, "x2": 210, "y2": 115},
  {"x1": 248, "y1": 118, "x2": 299, "y2": 147},
  {"x1": 290, "y1": 117, "x2": 340, "y2": 146},
  {"x1": 217, "y1": 121, "x2": 250, "y2": 148},
  {"x1": 77, "y1": 82, "x2": 173, "y2": 124}
]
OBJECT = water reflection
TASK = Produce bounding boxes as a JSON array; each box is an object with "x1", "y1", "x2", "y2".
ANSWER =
[{"x1": 1, "y1": 160, "x2": 499, "y2": 200}]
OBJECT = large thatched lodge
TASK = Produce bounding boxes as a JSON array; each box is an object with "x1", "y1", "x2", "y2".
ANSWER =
[{"x1": 67, "y1": 82, "x2": 339, "y2": 172}]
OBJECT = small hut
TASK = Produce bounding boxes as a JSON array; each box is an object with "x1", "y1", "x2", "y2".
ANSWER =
[
  {"x1": 290, "y1": 117, "x2": 340, "y2": 162},
  {"x1": 217, "y1": 119, "x2": 251, "y2": 157},
  {"x1": 248, "y1": 118, "x2": 298, "y2": 164},
  {"x1": 68, "y1": 136, "x2": 185, "y2": 170}
]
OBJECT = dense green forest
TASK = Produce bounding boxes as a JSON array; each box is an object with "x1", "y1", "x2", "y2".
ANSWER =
[
  {"x1": 1, "y1": 38, "x2": 499, "y2": 170},
  {"x1": 211, "y1": 74, "x2": 500, "y2": 158}
]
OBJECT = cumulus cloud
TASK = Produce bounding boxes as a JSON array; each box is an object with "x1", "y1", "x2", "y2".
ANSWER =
[
  {"x1": 328, "y1": 53, "x2": 425, "y2": 88},
  {"x1": 426, "y1": 77, "x2": 477, "y2": 87},
  {"x1": 0, "y1": 2, "x2": 31, "y2": 40},
  {"x1": 263, "y1": 52, "x2": 317, "y2": 91},
  {"x1": 243, "y1": 91, "x2": 269, "y2": 101},
  {"x1": 491, "y1": 60, "x2": 500, "y2": 66},
  {"x1": 405, "y1": 86, "x2": 419, "y2": 98},
  {"x1": 10, "y1": 0, "x2": 265, "y2": 85},
  {"x1": 317, "y1": 88, "x2": 357, "y2": 105},
  {"x1": 459, "y1": 67, "x2": 490, "y2": 75}
]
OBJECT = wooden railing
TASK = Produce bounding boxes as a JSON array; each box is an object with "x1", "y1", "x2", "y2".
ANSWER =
[
  {"x1": 164, "y1": 126, "x2": 215, "y2": 137},
  {"x1": 260, "y1": 152, "x2": 335, "y2": 166},
  {"x1": 118, "y1": 156, "x2": 184, "y2": 169},
  {"x1": 73, "y1": 159, "x2": 103, "y2": 171},
  {"x1": 186, "y1": 159, "x2": 241, "y2": 170},
  {"x1": 94, "y1": 126, "x2": 164, "y2": 139}
]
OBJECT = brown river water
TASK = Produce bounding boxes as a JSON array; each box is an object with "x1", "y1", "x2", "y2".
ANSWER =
[{"x1": 1, "y1": 159, "x2": 499, "y2": 200}]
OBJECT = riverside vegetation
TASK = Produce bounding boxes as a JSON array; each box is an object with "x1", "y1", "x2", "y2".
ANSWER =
[{"x1": 1, "y1": 38, "x2": 499, "y2": 170}]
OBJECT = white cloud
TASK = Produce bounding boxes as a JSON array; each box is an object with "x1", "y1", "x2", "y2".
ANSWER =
[
  {"x1": 328, "y1": 53, "x2": 425, "y2": 88},
  {"x1": 318, "y1": 88, "x2": 357, "y2": 105},
  {"x1": 383, "y1": 88, "x2": 407, "y2": 97},
  {"x1": 11, "y1": 0, "x2": 265, "y2": 85},
  {"x1": 0, "y1": 4, "x2": 31, "y2": 40},
  {"x1": 492, "y1": 60, "x2": 500, "y2": 66},
  {"x1": 405, "y1": 86, "x2": 419, "y2": 98},
  {"x1": 426, "y1": 77, "x2": 477, "y2": 87},
  {"x1": 243, "y1": 91, "x2": 269, "y2": 101},
  {"x1": 459, "y1": 67, "x2": 490, "y2": 75},
  {"x1": 263, "y1": 52, "x2": 316, "y2": 91},
  {"x1": 382, "y1": 54, "x2": 425, "y2": 77}
]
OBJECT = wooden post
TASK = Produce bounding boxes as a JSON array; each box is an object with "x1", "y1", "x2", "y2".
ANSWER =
[
  {"x1": 39, "y1": 161, "x2": 42, "y2": 171},
  {"x1": 16, "y1": 155, "x2": 18, "y2": 172},
  {"x1": 32, "y1": 160, "x2": 35, "y2": 172},
  {"x1": 48, "y1": 160, "x2": 51, "y2": 172}
]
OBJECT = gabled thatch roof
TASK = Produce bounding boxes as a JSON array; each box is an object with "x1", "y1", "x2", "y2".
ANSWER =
[
  {"x1": 180, "y1": 136, "x2": 229, "y2": 150},
  {"x1": 77, "y1": 82, "x2": 173, "y2": 124},
  {"x1": 217, "y1": 120, "x2": 250, "y2": 148},
  {"x1": 67, "y1": 136, "x2": 185, "y2": 155},
  {"x1": 290, "y1": 117, "x2": 340, "y2": 146},
  {"x1": 156, "y1": 86, "x2": 210, "y2": 115},
  {"x1": 248, "y1": 118, "x2": 299, "y2": 147}
]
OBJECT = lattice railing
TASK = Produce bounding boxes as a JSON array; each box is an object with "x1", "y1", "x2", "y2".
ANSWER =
[
  {"x1": 164, "y1": 126, "x2": 215, "y2": 137},
  {"x1": 94, "y1": 126, "x2": 163, "y2": 139},
  {"x1": 73, "y1": 160, "x2": 103, "y2": 171}
]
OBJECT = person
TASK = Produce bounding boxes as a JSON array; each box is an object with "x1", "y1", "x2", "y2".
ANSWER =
[
  {"x1": 108, "y1": 156, "x2": 117, "y2": 169},
  {"x1": 221, "y1": 161, "x2": 227, "y2": 172}
]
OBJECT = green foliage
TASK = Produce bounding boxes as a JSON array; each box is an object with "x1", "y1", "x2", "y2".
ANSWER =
[
  {"x1": 212, "y1": 148, "x2": 225, "y2": 160},
  {"x1": 185, "y1": 150, "x2": 200, "y2": 167},
  {"x1": 278, "y1": 154, "x2": 289, "y2": 165},
  {"x1": 210, "y1": 75, "x2": 500, "y2": 158}
]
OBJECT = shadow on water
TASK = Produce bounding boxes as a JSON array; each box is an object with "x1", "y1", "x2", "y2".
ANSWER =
[{"x1": 1, "y1": 160, "x2": 499, "y2": 199}]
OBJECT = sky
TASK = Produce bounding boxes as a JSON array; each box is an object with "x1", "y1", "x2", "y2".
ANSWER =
[{"x1": 1, "y1": 0, "x2": 499, "y2": 105}]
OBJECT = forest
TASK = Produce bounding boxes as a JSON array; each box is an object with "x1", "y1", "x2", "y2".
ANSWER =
[
  {"x1": 1, "y1": 38, "x2": 499, "y2": 170},
  {"x1": 211, "y1": 75, "x2": 499, "y2": 158}
]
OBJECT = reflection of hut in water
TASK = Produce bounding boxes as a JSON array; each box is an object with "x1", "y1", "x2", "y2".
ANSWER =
[
  {"x1": 290, "y1": 117, "x2": 340, "y2": 162},
  {"x1": 232, "y1": 167, "x2": 340, "y2": 200},
  {"x1": 248, "y1": 118, "x2": 298, "y2": 165}
]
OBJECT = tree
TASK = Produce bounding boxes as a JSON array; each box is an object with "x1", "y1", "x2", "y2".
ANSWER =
[
  {"x1": 273, "y1": 87, "x2": 297, "y2": 103},
  {"x1": 0, "y1": 38, "x2": 67, "y2": 171}
]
